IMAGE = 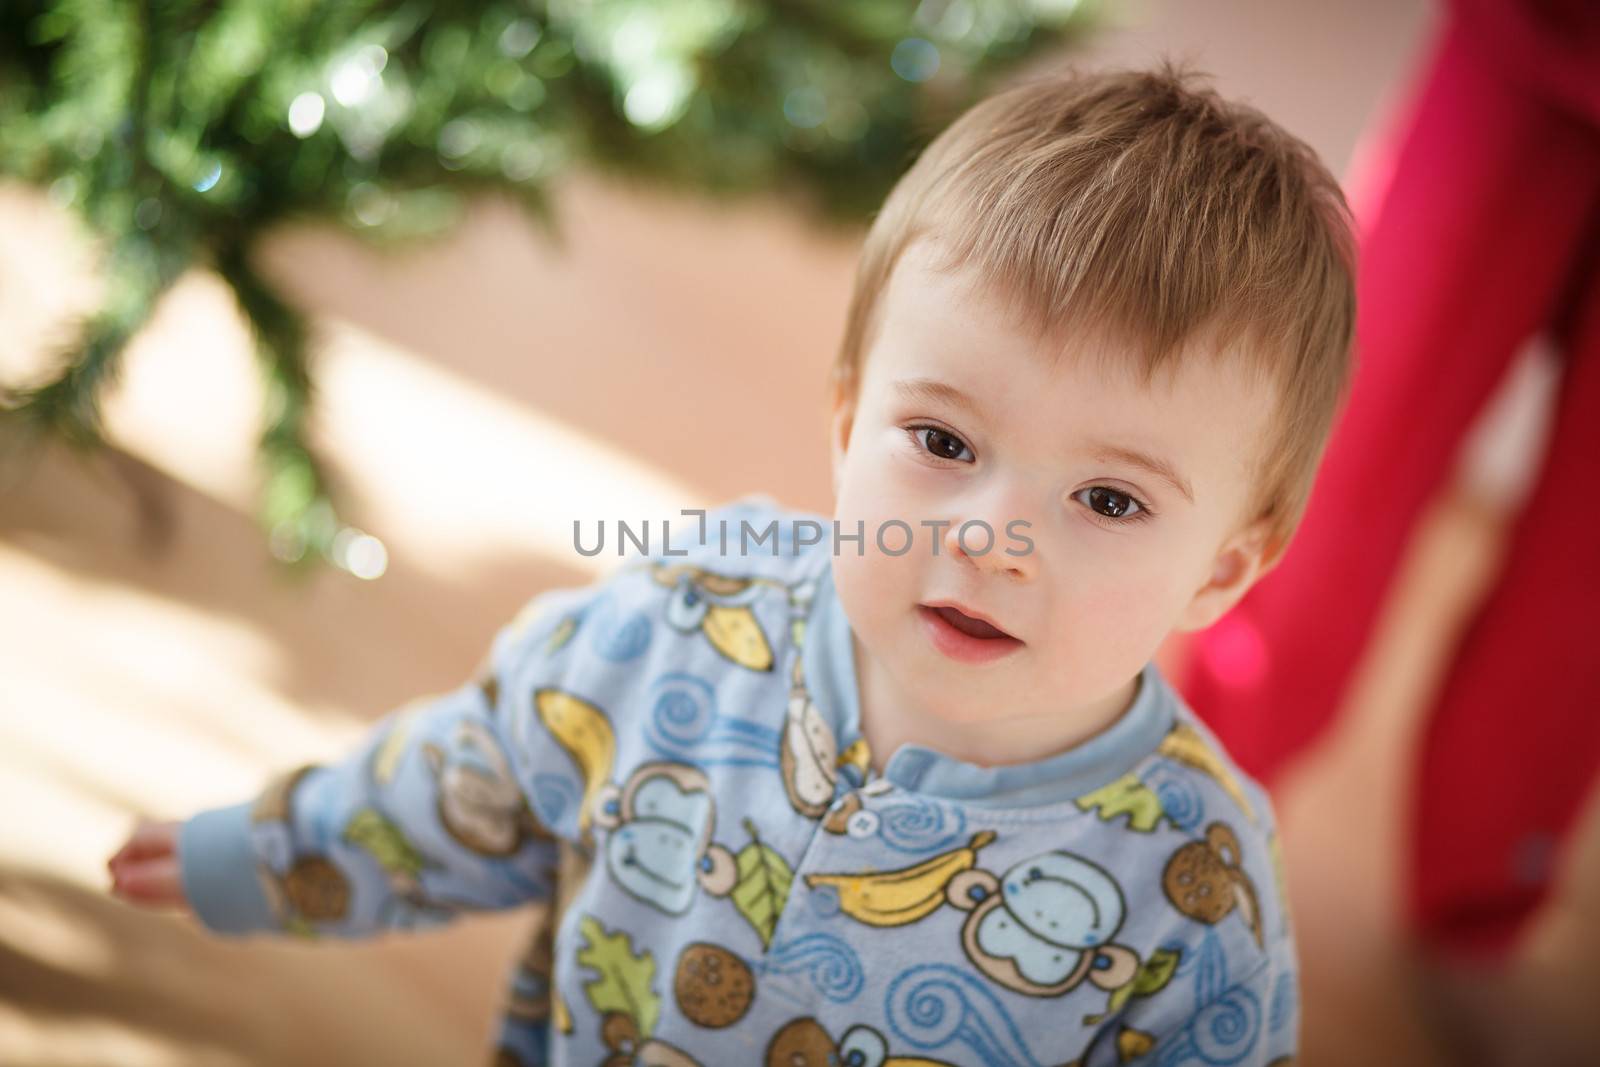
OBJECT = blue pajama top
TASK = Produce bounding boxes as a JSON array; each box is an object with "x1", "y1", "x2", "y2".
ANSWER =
[{"x1": 180, "y1": 494, "x2": 1300, "y2": 1067}]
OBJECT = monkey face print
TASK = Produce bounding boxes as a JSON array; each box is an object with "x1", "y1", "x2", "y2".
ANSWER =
[
  {"x1": 949, "y1": 851, "x2": 1139, "y2": 996},
  {"x1": 594, "y1": 761, "x2": 737, "y2": 915},
  {"x1": 808, "y1": 836, "x2": 1141, "y2": 1002},
  {"x1": 425, "y1": 719, "x2": 551, "y2": 858}
]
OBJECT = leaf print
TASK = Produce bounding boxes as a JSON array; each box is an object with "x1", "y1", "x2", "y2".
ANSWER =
[
  {"x1": 343, "y1": 808, "x2": 431, "y2": 878},
  {"x1": 730, "y1": 818, "x2": 794, "y2": 948},
  {"x1": 575, "y1": 914, "x2": 660, "y2": 1038},
  {"x1": 1097, "y1": 947, "x2": 1182, "y2": 1019},
  {"x1": 1074, "y1": 773, "x2": 1168, "y2": 832}
]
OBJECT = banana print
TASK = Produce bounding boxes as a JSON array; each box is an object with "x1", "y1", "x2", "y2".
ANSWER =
[
  {"x1": 703, "y1": 604, "x2": 773, "y2": 671},
  {"x1": 803, "y1": 831, "x2": 996, "y2": 927},
  {"x1": 803, "y1": 830, "x2": 1147, "y2": 1004},
  {"x1": 652, "y1": 563, "x2": 783, "y2": 672},
  {"x1": 535, "y1": 688, "x2": 617, "y2": 839}
]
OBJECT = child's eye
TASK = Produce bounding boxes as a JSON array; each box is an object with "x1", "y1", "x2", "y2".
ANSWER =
[
  {"x1": 905, "y1": 424, "x2": 974, "y2": 463},
  {"x1": 1074, "y1": 486, "x2": 1152, "y2": 526}
]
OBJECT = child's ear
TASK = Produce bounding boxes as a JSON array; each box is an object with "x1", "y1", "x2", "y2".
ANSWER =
[{"x1": 1173, "y1": 518, "x2": 1276, "y2": 634}]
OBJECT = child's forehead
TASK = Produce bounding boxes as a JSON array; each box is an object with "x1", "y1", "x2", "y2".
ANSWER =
[
  {"x1": 872, "y1": 236, "x2": 1282, "y2": 434},
  {"x1": 879, "y1": 265, "x2": 1252, "y2": 403},
  {"x1": 881, "y1": 238, "x2": 1145, "y2": 377}
]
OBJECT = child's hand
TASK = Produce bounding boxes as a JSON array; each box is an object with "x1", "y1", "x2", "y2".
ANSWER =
[{"x1": 107, "y1": 817, "x2": 192, "y2": 912}]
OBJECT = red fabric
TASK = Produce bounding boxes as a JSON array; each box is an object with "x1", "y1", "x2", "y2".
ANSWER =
[
  {"x1": 1449, "y1": 0, "x2": 1600, "y2": 125},
  {"x1": 1408, "y1": 244, "x2": 1600, "y2": 956},
  {"x1": 1173, "y1": 10, "x2": 1600, "y2": 958}
]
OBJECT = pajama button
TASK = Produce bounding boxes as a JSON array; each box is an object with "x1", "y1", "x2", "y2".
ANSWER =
[{"x1": 846, "y1": 809, "x2": 880, "y2": 838}]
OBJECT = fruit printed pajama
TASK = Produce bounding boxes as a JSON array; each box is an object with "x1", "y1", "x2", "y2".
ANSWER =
[{"x1": 179, "y1": 496, "x2": 1299, "y2": 1066}]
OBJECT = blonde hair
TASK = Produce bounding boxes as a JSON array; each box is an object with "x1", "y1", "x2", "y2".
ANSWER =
[{"x1": 831, "y1": 58, "x2": 1357, "y2": 566}]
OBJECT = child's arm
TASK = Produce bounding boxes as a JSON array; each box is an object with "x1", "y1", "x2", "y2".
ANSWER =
[{"x1": 109, "y1": 582, "x2": 598, "y2": 940}]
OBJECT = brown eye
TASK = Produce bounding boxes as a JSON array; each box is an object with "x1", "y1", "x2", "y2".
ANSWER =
[
  {"x1": 1078, "y1": 486, "x2": 1144, "y2": 522},
  {"x1": 908, "y1": 425, "x2": 974, "y2": 463}
]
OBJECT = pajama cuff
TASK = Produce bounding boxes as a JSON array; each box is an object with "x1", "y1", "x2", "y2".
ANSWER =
[{"x1": 178, "y1": 800, "x2": 278, "y2": 936}]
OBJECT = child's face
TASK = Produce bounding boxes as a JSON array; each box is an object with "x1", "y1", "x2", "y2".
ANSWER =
[{"x1": 829, "y1": 236, "x2": 1278, "y2": 728}]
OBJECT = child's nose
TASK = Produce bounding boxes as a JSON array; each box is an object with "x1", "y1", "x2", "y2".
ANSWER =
[{"x1": 943, "y1": 513, "x2": 1034, "y2": 582}]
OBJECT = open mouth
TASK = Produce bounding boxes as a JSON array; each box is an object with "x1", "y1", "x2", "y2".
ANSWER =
[
  {"x1": 926, "y1": 604, "x2": 1014, "y2": 641},
  {"x1": 917, "y1": 603, "x2": 1024, "y2": 664}
]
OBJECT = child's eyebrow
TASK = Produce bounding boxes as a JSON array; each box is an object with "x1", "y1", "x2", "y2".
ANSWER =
[
  {"x1": 894, "y1": 377, "x2": 1195, "y2": 505},
  {"x1": 1088, "y1": 443, "x2": 1195, "y2": 505},
  {"x1": 893, "y1": 377, "x2": 985, "y2": 419}
]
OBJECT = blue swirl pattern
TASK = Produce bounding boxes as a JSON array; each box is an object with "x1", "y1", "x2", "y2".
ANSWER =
[
  {"x1": 887, "y1": 964, "x2": 1044, "y2": 1067},
  {"x1": 760, "y1": 933, "x2": 865, "y2": 1004},
  {"x1": 530, "y1": 772, "x2": 581, "y2": 837},
  {"x1": 1152, "y1": 932, "x2": 1263, "y2": 1066},
  {"x1": 646, "y1": 672, "x2": 781, "y2": 767},
  {"x1": 874, "y1": 796, "x2": 967, "y2": 853},
  {"x1": 1269, "y1": 971, "x2": 1296, "y2": 1034},
  {"x1": 1150, "y1": 762, "x2": 1206, "y2": 833}
]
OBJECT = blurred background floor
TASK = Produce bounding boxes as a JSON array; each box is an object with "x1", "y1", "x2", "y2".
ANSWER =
[{"x1": 7, "y1": 0, "x2": 1599, "y2": 1063}]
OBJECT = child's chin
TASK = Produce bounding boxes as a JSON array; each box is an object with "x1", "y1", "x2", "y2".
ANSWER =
[{"x1": 909, "y1": 692, "x2": 1007, "y2": 728}]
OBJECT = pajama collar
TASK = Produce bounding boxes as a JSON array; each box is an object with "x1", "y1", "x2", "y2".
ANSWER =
[{"x1": 801, "y1": 553, "x2": 1178, "y2": 809}]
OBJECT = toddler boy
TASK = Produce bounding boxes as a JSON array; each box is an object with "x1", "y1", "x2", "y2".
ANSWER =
[{"x1": 111, "y1": 58, "x2": 1354, "y2": 1067}]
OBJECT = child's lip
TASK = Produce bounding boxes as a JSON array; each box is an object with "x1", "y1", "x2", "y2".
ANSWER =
[
  {"x1": 919, "y1": 599, "x2": 1019, "y2": 641},
  {"x1": 917, "y1": 604, "x2": 1025, "y2": 664}
]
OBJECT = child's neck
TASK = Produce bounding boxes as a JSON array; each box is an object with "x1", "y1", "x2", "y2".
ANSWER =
[{"x1": 852, "y1": 633, "x2": 1142, "y2": 775}]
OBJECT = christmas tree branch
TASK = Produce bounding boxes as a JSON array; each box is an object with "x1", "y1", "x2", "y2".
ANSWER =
[{"x1": 214, "y1": 240, "x2": 343, "y2": 571}]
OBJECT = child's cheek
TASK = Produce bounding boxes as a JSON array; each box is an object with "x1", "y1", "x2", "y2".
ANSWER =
[
  {"x1": 1066, "y1": 572, "x2": 1172, "y2": 657},
  {"x1": 835, "y1": 542, "x2": 904, "y2": 611}
]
